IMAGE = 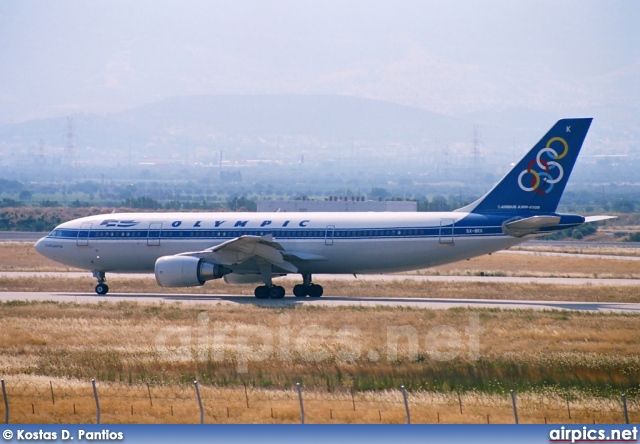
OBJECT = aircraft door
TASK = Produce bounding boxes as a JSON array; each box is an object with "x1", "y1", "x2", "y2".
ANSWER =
[
  {"x1": 148, "y1": 222, "x2": 162, "y2": 246},
  {"x1": 76, "y1": 222, "x2": 92, "y2": 246},
  {"x1": 439, "y1": 219, "x2": 455, "y2": 245},
  {"x1": 325, "y1": 225, "x2": 335, "y2": 246}
]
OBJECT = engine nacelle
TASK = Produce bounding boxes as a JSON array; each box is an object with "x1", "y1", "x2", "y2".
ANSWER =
[{"x1": 155, "y1": 255, "x2": 231, "y2": 287}]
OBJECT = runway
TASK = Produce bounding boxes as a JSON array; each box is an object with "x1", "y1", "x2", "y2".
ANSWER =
[
  {"x1": 0, "y1": 231, "x2": 47, "y2": 242},
  {"x1": 2, "y1": 271, "x2": 639, "y2": 286},
  {"x1": 1, "y1": 291, "x2": 639, "y2": 313},
  {"x1": 2, "y1": 234, "x2": 638, "y2": 313}
]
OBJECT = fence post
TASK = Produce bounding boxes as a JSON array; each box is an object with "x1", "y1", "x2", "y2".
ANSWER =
[
  {"x1": 91, "y1": 379, "x2": 100, "y2": 425},
  {"x1": 1, "y1": 379, "x2": 8, "y2": 424},
  {"x1": 351, "y1": 386, "x2": 356, "y2": 411},
  {"x1": 622, "y1": 394, "x2": 629, "y2": 425},
  {"x1": 296, "y1": 382, "x2": 305, "y2": 425},
  {"x1": 401, "y1": 385, "x2": 411, "y2": 425},
  {"x1": 194, "y1": 380, "x2": 204, "y2": 425},
  {"x1": 50, "y1": 381, "x2": 55, "y2": 405},
  {"x1": 146, "y1": 383, "x2": 153, "y2": 407},
  {"x1": 566, "y1": 396, "x2": 571, "y2": 419},
  {"x1": 510, "y1": 390, "x2": 519, "y2": 424}
]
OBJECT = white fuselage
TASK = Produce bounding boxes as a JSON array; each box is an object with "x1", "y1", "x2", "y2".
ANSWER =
[{"x1": 35, "y1": 211, "x2": 523, "y2": 276}]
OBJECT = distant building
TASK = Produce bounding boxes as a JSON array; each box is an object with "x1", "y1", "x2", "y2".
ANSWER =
[{"x1": 257, "y1": 197, "x2": 416, "y2": 212}]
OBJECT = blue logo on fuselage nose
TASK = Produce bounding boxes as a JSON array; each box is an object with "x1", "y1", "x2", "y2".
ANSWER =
[{"x1": 100, "y1": 219, "x2": 140, "y2": 228}]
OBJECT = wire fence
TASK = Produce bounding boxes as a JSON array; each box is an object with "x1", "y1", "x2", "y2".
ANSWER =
[{"x1": 0, "y1": 377, "x2": 637, "y2": 425}]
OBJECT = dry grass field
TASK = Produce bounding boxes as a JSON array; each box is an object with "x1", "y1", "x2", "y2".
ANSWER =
[
  {"x1": 0, "y1": 242, "x2": 80, "y2": 272},
  {"x1": 0, "y1": 241, "x2": 638, "y2": 423},
  {"x1": 3, "y1": 376, "x2": 636, "y2": 424},
  {"x1": 0, "y1": 300, "x2": 638, "y2": 423},
  {"x1": 427, "y1": 250, "x2": 640, "y2": 279}
]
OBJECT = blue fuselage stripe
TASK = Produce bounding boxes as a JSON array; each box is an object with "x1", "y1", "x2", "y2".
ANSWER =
[{"x1": 45, "y1": 223, "x2": 581, "y2": 242}]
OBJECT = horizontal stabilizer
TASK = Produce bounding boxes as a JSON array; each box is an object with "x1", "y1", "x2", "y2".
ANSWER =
[
  {"x1": 584, "y1": 215, "x2": 617, "y2": 223},
  {"x1": 502, "y1": 216, "x2": 561, "y2": 238}
]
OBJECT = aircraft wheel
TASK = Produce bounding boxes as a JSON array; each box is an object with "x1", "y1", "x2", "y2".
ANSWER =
[
  {"x1": 308, "y1": 284, "x2": 323, "y2": 298},
  {"x1": 95, "y1": 283, "x2": 109, "y2": 295},
  {"x1": 254, "y1": 285, "x2": 269, "y2": 299},
  {"x1": 269, "y1": 285, "x2": 286, "y2": 299},
  {"x1": 293, "y1": 284, "x2": 308, "y2": 297}
]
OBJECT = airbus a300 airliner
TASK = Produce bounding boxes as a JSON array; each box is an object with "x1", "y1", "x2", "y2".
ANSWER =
[{"x1": 35, "y1": 118, "x2": 612, "y2": 299}]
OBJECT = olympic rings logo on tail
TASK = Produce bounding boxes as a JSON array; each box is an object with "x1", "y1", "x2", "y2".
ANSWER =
[{"x1": 517, "y1": 137, "x2": 568, "y2": 195}]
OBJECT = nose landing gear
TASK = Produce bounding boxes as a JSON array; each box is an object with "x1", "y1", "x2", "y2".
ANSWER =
[{"x1": 92, "y1": 271, "x2": 109, "y2": 295}]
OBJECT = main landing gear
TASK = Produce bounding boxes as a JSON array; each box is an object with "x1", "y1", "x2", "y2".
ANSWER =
[
  {"x1": 93, "y1": 271, "x2": 109, "y2": 295},
  {"x1": 293, "y1": 283, "x2": 323, "y2": 298},
  {"x1": 293, "y1": 273, "x2": 323, "y2": 298},
  {"x1": 252, "y1": 273, "x2": 324, "y2": 299},
  {"x1": 254, "y1": 285, "x2": 285, "y2": 299}
]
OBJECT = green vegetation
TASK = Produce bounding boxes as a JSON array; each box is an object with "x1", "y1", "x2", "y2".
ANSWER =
[
  {"x1": 30, "y1": 348, "x2": 640, "y2": 399},
  {"x1": 0, "y1": 207, "x2": 118, "y2": 231},
  {"x1": 624, "y1": 232, "x2": 640, "y2": 242},
  {"x1": 540, "y1": 221, "x2": 598, "y2": 240},
  {"x1": 0, "y1": 199, "x2": 256, "y2": 232}
]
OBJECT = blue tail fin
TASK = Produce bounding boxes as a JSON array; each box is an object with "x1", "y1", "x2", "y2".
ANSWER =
[{"x1": 457, "y1": 118, "x2": 592, "y2": 214}]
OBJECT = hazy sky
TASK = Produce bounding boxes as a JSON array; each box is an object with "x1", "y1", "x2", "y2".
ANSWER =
[{"x1": 0, "y1": 0, "x2": 638, "y2": 123}]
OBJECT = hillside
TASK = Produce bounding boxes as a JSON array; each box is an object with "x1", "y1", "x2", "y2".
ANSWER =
[{"x1": 0, "y1": 94, "x2": 469, "y2": 153}]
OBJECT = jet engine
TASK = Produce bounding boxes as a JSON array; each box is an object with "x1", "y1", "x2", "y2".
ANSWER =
[{"x1": 155, "y1": 256, "x2": 231, "y2": 287}]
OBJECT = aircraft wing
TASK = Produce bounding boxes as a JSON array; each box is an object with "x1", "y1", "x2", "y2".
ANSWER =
[{"x1": 179, "y1": 234, "x2": 299, "y2": 273}]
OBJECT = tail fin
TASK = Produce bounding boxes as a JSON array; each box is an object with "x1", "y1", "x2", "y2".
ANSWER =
[{"x1": 456, "y1": 118, "x2": 592, "y2": 214}]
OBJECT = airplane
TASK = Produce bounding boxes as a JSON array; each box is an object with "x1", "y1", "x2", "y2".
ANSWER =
[{"x1": 35, "y1": 118, "x2": 614, "y2": 299}]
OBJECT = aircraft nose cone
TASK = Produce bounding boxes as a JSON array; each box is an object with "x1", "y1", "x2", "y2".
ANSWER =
[{"x1": 34, "y1": 237, "x2": 50, "y2": 258}]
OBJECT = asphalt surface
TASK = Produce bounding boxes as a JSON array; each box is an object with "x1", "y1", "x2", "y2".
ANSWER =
[
  {"x1": 0, "y1": 231, "x2": 47, "y2": 242},
  {"x1": 528, "y1": 240, "x2": 640, "y2": 249},
  {"x1": 2, "y1": 271, "x2": 640, "y2": 286},
  {"x1": 1, "y1": 291, "x2": 638, "y2": 313}
]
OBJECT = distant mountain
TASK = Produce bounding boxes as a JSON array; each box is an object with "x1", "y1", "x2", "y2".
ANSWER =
[
  {"x1": 123, "y1": 94, "x2": 470, "y2": 139},
  {"x1": 2, "y1": 95, "x2": 634, "y2": 173},
  {"x1": 0, "y1": 95, "x2": 471, "y2": 151}
]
